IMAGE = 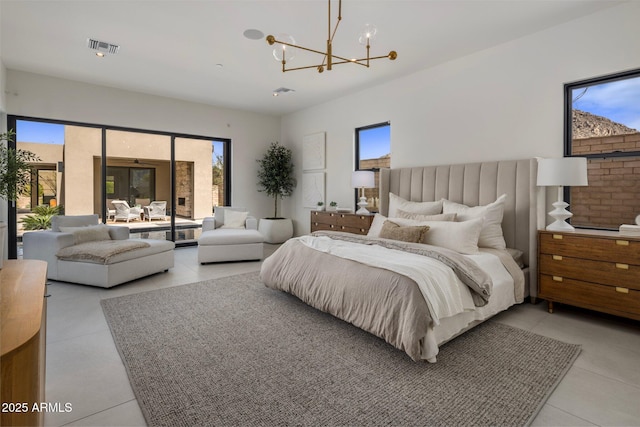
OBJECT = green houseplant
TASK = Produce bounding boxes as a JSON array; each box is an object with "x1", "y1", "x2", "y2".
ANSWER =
[
  {"x1": 0, "y1": 130, "x2": 40, "y2": 267},
  {"x1": 256, "y1": 141, "x2": 296, "y2": 243}
]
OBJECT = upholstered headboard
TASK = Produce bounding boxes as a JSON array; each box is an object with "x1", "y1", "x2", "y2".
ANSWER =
[{"x1": 379, "y1": 158, "x2": 538, "y2": 298}]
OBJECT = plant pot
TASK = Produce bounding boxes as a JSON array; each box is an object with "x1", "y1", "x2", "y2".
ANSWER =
[
  {"x1": 327, "y1": 206, "x2": 337, "y2": 212},
  {"x1": 316, "y1": 206, "x2": 325, "y2": 211},
  {"x1": 0, "y1": 222, "x2": 6, "y2": 269},
  {"x1": 258, "y1": 218, "x2": 293, "y2": 244}
]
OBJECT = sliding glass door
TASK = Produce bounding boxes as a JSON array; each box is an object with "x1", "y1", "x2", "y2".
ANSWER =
[{"x1": 7, "y1": 115, "x2": 231, "y2": 257}]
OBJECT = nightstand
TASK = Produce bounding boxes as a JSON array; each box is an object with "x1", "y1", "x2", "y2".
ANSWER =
[
  {"x1": 310, "y1": 211, "x2": 374, "y2": 235},
  {"x1": 537, "y1": 229, "x2": 640, "y2": 321}
]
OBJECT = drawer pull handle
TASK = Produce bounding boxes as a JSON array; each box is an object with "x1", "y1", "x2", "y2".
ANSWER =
[
  {"x1": 341, "y1": 214, "x2": 345, "y2": 218},
  {"x1": 341, "y1": 226, "x2": 345, "y2": 229},
  {"x1": 616, "y1": 287, "x2": 629, "y2": 294},
  {"x1": 552, "y1": 234, "x2": 563, "y2": 240},
  {"x1": 330, "y1": 225, "x2": 334, "y2": 228},
  {"x1": 616, "y1": 263, "x2": 629, "y2": 270},
  {"x1": 552, "y1": 276, "x2": 563, "y2": 282},
  {"x1": 552, "y1": 255, "x2": 563, "y2": 261},
  {"x1": 616, "y1": 240, "x2": 629, "y2": 246}
]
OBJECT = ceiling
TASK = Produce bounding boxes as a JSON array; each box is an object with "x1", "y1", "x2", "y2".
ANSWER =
[{"x1": 0, "y1": 0, "x2": 624, "y2": 117}]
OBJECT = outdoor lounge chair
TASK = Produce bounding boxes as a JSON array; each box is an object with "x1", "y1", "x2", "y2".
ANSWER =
[
  {"x1": 112, "y1": 200, "x2": 143, "y2": 222},
  {"x1": 144, "y1": 201, "x2": 167, "y2": 221}
]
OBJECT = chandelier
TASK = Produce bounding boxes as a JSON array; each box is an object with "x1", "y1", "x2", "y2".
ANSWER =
[{"x1": 266, "y1": 0, "x2": 397, "y2": 73}]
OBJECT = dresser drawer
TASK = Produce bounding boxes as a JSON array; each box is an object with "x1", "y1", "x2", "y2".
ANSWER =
[
  {"x1": 539, "y1": 274, "x2": 640, "y2": 320},
  {"x1": 310, "y1": 211, "x2": 373, "y2": 235},
  {"x1": 539, "y1": 254, "x2": 640, "y2": 291},
  {"x1": 539, "y1": 232, "x2": 640, "y2": 265}
]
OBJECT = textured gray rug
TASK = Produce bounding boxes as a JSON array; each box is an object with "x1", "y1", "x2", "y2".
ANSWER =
[{"x1": 102, "y1": 272, "x2": 580, "y2": 427}]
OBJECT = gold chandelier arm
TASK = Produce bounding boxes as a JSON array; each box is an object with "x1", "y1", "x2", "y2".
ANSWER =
[{"x1": 270, "y1": 38, "x2": 328, "y2": 58}]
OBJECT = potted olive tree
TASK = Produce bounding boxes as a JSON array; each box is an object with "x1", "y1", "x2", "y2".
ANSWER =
[
  {"x1": 0, "y1": 130, "x2": 39, "y2": 267},
  {"x1": 256, "y1": 141, "x2": 296, "y2": 243}
]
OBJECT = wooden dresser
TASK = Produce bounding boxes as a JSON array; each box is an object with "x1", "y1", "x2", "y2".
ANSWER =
[
  {"x1": 538, "y1": 229, "x2": 640, "y2": 321},
  {"x1": 1, "y1": 259, "x2": 48, "y2": 427},
  {"x1": 310, "y1": 211, "x2": 374, "y2": 235}
]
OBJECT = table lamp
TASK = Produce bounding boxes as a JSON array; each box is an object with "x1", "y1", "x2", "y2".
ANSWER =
[
  {"x1": 537, "y1": 157, "x2": 588, "y2": 232},
  {"x1": 351, "y1": 170, "x2": 375, "y2": 214}
]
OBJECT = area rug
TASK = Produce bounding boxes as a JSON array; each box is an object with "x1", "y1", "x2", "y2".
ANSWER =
[{"x1": 101, "y1": 272, "x2": 580, "y2": 427}]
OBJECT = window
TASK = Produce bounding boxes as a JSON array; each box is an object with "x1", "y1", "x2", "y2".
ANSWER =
[
  {"x1": 565, "y1": 69, "x2": 640, "y2": 230},
  {"x1": 355, "y1": 122, "x2": 390, "y2": 213},
  {"x1": 8, "y1": 115, "x2": 230, "y2": 257}
]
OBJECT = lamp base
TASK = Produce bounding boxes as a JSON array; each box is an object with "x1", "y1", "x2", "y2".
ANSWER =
[
  {"x1": 355, "y1": 196, "x2": 370, "y2": 215},
  {"x1": 546, "y1": 200, "x2": 575, "y2": 232}
]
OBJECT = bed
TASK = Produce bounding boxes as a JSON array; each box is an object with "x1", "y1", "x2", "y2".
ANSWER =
[{"x1": 260, "y1": 158, "x2": 539, "y2": 362}]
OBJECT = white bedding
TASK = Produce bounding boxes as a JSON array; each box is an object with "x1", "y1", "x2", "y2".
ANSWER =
[
  {"x1": 298, "y1": 235, "x2": 476, "y2": 324},
  {"x1": 424, "y1": 251, "x2": 516, "y2": 362}
]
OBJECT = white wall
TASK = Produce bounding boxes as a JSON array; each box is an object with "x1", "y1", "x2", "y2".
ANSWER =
[
  {"x1": 281, "y1": 1, "x2": 640, "y2": 235},
  {"x1": 5, "y1": 70, "x2": 281, "y2": 221}
]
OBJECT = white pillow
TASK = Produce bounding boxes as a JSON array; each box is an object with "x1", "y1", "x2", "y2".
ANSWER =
[
  {"x1": 396, "y1": 209, "x2": 457, "y2": 222},
  {"x1": 419, "y1": 218, "x2": 483, "y2": 254},
  {"x1": 221, "y1": 210, "x2": 248, "y2": 229},
  {"x1": 367, "y1": 213, "x2": 388, "y2": 238},
  {"x1": 60, "y1": 224, "x2": 112, "y2": 245},
  {"x1": 368, "y1": 213, "x2": 482, "y2": 254},
  {"x1": 442, "y1": 194, "x2": 507, "y2": 250},
  {"x1": 388, "y1": 193, "x2": 442, "y2": 218}
]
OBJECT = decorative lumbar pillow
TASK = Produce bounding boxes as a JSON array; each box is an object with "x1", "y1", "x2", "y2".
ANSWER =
[
  {"x1": 379, "y1": 220, "x2": 429, "y2": 244},
  {"x1": 221, "y1": 210, "x2": 248, "y2": 229},
  {"x1": 442, "y1": 194, "x2": 507, "y2": 250},
  {"x1": 396, "y1": 209, "x2": 457, "y2": 222},
  {"x1": 60, "y1": 224, "x2": 112, "y2": 245},
  {"x1": 388, "y1": 193, "x2": 443, "y2": 218},
  {"x1": 418, "y1": 217, "x2": 483, "y2": 254}
]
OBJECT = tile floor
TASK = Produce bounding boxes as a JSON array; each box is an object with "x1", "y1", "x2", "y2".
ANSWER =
[{"x1": 42, "y1": 245, "x2": 640, "y2": 426}]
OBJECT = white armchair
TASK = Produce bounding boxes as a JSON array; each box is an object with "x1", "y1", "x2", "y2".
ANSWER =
[
  {"x1": 144, "y1": 201, "x2": 167, "y2": 221},
  {"x1": 112, "y1": 200, "x2": 143, "y2": 222},
  {"x1": 197, "y1": 207, "x2": 264, "y2": 263}
]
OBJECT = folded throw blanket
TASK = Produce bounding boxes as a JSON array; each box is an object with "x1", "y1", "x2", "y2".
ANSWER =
[{"x1": 57, "y1": 240, "x2": 150, "y2": 264}]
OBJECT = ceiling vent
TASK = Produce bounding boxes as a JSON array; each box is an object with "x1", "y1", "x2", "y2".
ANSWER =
[
  {"x1": 87, "y1": 38, "x2": 120, "y2": 55},
  {"x1": 272, "y1": 87, "x2": 295, "y2": 96}
]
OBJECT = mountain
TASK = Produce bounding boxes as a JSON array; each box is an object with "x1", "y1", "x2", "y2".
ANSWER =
[{"x1": 572, "y1": 109, "x2": 638, "y2": 139}]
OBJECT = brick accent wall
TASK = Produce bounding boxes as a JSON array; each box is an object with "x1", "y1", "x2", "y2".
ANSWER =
[{"x1": 571, "y1": 133, "x2": 640, "y2": 228}]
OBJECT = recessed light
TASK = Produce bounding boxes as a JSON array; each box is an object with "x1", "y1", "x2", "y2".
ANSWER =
[
  {"x1": 215, "y1": 63, "x2": 223, "y2": 69},
  {"x1": 243, "y1": 29, "x2": 264, "y2": 40},
  {"x1": 96, "y1": 52, "x2": 105, "y2": 58}
]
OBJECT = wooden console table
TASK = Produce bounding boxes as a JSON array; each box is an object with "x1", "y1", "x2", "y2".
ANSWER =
[{"x1": 1, "y1": 259, "x2": 48, "y2": 427}]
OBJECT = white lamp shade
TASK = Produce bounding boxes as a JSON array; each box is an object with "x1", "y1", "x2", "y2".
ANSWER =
[
  {"x1": 537, "y1": 157, "x2": 588, "y2": 187},
  {"x1": 351, "y1": 170, "x2": 375, "y2": 188}
]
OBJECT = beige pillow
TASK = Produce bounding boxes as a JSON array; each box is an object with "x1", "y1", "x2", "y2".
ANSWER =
[
  {"x1": 396, "y1": 209, "x2": 457, "y2": 222},
  {"x1": 442, "y1": 194, "x2": 507, "y2": 250},
  {"x1": 379, "y1": 220, "x2": 429, "y2": 244},
  {"x1": 60, "y1": 224, "x2": 112, "y2": 245},
  {"x1": 388, "y1": 193, "x2": 442, "y2": 218},
  {"x1": 221, "y1": 210, "x2": 248, "y2": 229}
]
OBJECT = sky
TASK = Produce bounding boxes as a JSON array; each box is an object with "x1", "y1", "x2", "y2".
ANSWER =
[
  {"x1": 572, "y1": 75, "x2": 640, "y2": 131},
  {"x1": 359, "y1": 124, "x2": 390, "y2": 160},
  {"x1": 16, "y1": 120, "x2": 65, "y2": 144}
]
